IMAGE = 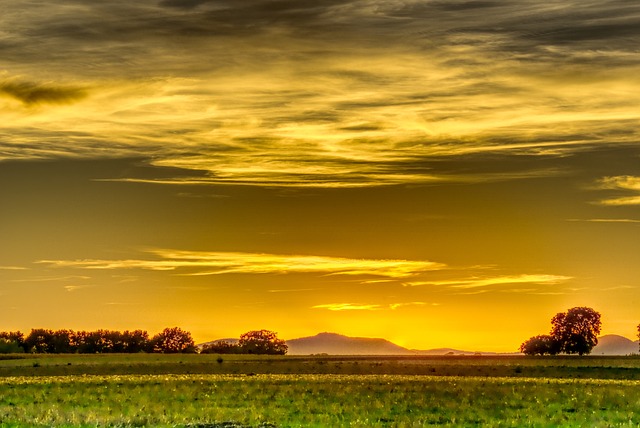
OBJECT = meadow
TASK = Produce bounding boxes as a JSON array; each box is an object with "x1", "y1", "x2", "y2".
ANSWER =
[{"x1": 1, "y1": 354, "x2": 640, "y2": 427}]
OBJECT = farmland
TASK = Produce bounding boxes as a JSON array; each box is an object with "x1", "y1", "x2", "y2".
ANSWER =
[{"x1": 1, "y1": 354, "x2": 640, "y2": 426}]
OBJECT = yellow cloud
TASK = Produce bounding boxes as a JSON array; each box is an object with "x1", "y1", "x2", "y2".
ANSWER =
[
  {"x1": 598, "y1": 197, "x2": 640, "y2": 206},
  {"x1": 567, "y1": 218, "x2": 640, "y2": 223},
  {"x1": 41, "y1": 250, "x2": 446, "y2": 278},
  {"x1": 311, "y1": 303, "x2": 383, "y2": 311},
  {"x1": 408, "y1": 274, "x2": 572, "y2": 289},
  {"x1": 313, "y1": 302, "x2": 436, "y2": 311},
  {"x1": 597, "y1": 176, "x2": 640, "y2": 205},
  {"x1": 600, "y1": 176, "x2": 640, "y2": 191}
]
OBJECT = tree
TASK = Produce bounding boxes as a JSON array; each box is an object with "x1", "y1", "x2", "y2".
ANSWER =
[
  {"x1": 120, "y1": 330, "x2": 150, "y2": 353},
  {"x1": 551, "y1": 307, "x2": 602, "y2": 356},
  {"x1": 0, "y1": 331, "x2": 25, "y2": 353},
  {"x1": 49, "y1": 329, "x2": 76, "y2": 353},
  {"x1": 151, "y1": 327, "x2": 197, "y2": 353},
  {"x1": 519, "y1": 335, "x2": 560, "y2": 356},
  {"x1": 75, "y1": 330, "x2": 115, "y2": 353},
  {"x1": 238, "y1": 330, "x2": 288, "y2": 355},
  {"x1": 24, "y1": 329, "x2": 56, "y2": 353}
]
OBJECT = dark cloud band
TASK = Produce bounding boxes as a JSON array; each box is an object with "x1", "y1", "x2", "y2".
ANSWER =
[{"x1": 0, "y1": 80, "x2": 87, "y2": 106}]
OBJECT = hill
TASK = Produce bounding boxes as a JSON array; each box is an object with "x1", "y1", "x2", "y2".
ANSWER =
[
  {"x1": 592, "y1": 334, "x2": 638, "y2": 355},
  {"x1": 286, "y1": 332, "x2": 414, "y2": 355}
]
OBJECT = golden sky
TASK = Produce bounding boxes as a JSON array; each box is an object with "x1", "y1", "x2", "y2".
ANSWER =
[{"x1": 2, "y1": 0, "x2": 640, "y2": 351}]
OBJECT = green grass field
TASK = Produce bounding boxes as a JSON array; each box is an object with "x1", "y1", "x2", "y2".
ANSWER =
[{"x1": 1, "y1": 354, "x2": 640, "y2": 427}]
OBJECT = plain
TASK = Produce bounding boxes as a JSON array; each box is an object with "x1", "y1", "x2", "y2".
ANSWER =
[{"x1": 1, "y1": 354, "x2": 640, "y2": 427}]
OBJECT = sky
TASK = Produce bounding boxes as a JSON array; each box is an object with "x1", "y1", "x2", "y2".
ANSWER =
[{"x1": 1, "y1": 0, "x2": 640, "y2": 352}]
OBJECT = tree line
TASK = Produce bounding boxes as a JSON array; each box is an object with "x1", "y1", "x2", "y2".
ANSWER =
[{"x1": 0, "y1": 328, "x2": 287, "y2": 355}]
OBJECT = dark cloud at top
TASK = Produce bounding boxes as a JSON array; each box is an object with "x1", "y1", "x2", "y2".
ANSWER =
[
  {"x1": 3, "y1": 0, "x2": 640, "y2": 80},
  {"x1": 1, "y1": 0, "x2": 640, "y2": 188}
]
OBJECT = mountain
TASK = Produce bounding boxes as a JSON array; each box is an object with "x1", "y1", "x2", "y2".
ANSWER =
[
  {"x1": 286, "y1": 332, "x2": 414, "y2": 355},
  {"x1": 592, "y1": 334, "x2": 638, "y2": 355}
]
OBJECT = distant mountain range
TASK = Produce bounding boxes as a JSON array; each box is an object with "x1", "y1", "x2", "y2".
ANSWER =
[{"x1": 202, "y1": 332, "x2": 639, "y2": 355}]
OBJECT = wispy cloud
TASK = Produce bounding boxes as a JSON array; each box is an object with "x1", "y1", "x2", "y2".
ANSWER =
[
  {"x1": 63, "y1": 285, "x2": 95, "y2": 292},
  {"x1": 596, "y1": 176, "x2": 640, "y2": 205},
  {"x1": 598, "y1": 198, "x2": 640, "y2": 206},
  {"x1": 567, "y1": 218, "x2": 640, "y2": 223},
  {"x1": 601, "y1": 285, "x2": 636, "y2": 291},
  {"x1": 388, "y1": 302, "x2": 438, "y2": 310},
  {"x1": 11, "y1": 275, "x2": 91, "y2": 283},
  {"x1": 312, "y1": 303, "x2": 383, "y2": 311},
  {"x1": 407, "y1": 274, "x2": 572, "y2": 289},
  {"x1": 600, "y1": 176, "x2": 640, "y2": 191},
  {"x1": 40, "y1": 249, "x2": 445, "y2": 278},
  {"x1": 312, "y1": 301, "x2": 434, "y2": 311}
]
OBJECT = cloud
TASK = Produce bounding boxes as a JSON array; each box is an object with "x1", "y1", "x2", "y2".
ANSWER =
[
  {"x1": 312, "y1": 303, "x2": 383, "y2": 311},
  {"x1": 312, "y1": 302, "x2": 434, "y2": 311},
  {"x1": 388, "y1": 302, "x2": 438, "y2": 310},
  {"x1": 567, "y1": 218, "x2": 640, "y2": 223},
  {"x1": 596, "y1": 176, "x2": 640, "y2": 205},
  {"x1": 40, "y1": 249, "x2": 446, "y2": 278},
  {"x1": 2, "y1": 1, "x2": 640, "y2": 187},
  {"x1": 63, "y1": 285, "x2": 95, "y2": 292},
  {"x1": 599, "y1": 197, "x2": 640, "y2": 206},
  {"x1": 11, "y1": 275, "x2": 91, "y2": 283},
  {"x1": 0, "y1": 79, "x2": 86, "y2": 106},
  {"x1": 600, "y1": 176, "x2": 640, "y2": 191},
  {"x1": 407, "y1": 274, "x2": 572, "y2": 289}
]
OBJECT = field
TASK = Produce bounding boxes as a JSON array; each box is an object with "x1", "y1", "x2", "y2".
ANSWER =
[{"x1": 1, "y1": 354, "x2": 640, "y2": 427}]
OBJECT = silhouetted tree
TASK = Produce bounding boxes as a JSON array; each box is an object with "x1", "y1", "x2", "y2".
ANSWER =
[
  {"x1": 151, "y1": 327, "x2": 197, "y2": 353},
  {"x1": 238, "y1": 330, "x2": 287, "y2": 355},
  {"x1": 551, "y1": 307, "x2": 601, "y2": 355},
  {"x1": 49, "y1": 329, "x2": 76, "y2": 353},
  {"x1": 75, "y1": 330, "x2": 116, "y2": 353},
  {"x1": 200, "y1": 340, "x2": 241, "y2": 354},
  {"x1": 520, "y1": 307, "x2": 602, "y2": 356},
  {"x1": 24, "y1": 329, "x2": 56, "y2": 353},
  {"x1": 0, "y1": 331, "x2": 25, "y2": 352},
  {"x1": 519, "y1": 335, "x2": 561, "y2": 356},
  {"x1": 121, "y1": 330, "x2": 150, "y2": 353}
]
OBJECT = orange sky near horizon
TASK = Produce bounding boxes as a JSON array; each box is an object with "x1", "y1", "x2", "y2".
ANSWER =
[{"x1": 2, "y1": 0, "x2": 640, "y2": 352}]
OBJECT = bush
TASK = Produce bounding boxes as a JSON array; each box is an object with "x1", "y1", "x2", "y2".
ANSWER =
[{"x1": 0, "y1": 338, "x2": 24, "y2": 354}]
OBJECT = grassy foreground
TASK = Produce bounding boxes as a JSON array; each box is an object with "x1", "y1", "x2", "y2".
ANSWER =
[{"x1": 1, "y1": 355, "x2": 640, "y2": 427}]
